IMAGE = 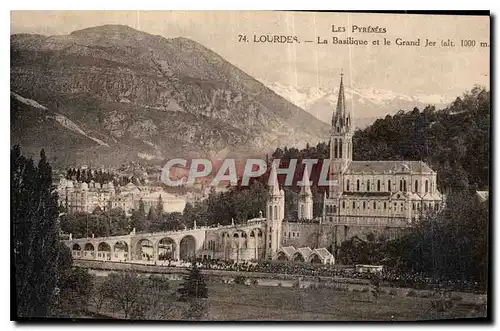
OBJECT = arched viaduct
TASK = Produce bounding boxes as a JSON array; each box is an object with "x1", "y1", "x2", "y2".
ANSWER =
[{"x1": 63, "y1": 219, "x2": 268, "y2": 263}]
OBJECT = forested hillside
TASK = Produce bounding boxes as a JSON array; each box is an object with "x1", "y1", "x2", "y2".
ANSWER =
[
  {"x1": 352, "y1": 86, "x2": 490, "y2": 193},
  {"x1": 271, "y1": 86, "x2": 490, "y2": 195}
]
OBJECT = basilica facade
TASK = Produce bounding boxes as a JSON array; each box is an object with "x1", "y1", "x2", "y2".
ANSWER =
[{"x1": 269, "y1": 73, "x2": 444, "y2": 256}]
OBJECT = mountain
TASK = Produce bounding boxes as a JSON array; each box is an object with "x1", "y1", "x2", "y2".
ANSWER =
[
  {"x1": 261, "y1": 80, "x2": 452, "y2": 129},
  {"x1": 11, "y1": 25, "x2": 329, "y2": 168}
]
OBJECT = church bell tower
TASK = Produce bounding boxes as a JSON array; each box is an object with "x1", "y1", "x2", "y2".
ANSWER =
[
  {"x1": 298, "y1": 166, "x2": 313, "y2": 220},
  {"x1": 329, "y1": 70, "x2": 353, "y2": 198},
  {"x1": 266, "y1": 163, "x2": 285, "y2": 259}
]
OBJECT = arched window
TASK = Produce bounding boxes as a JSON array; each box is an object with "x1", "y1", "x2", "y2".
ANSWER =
[
  {"x1": 274, "y1": 205, "x2": 278, "y2": 220},
  {"x1": 363, "y1": 201, "x2": 366, "y2": 209},
  {"x1": 346, "y1": 179, "x2": 350, "y2": 191},
  {"x1": 425, "y1": 180, "x2": 429, "y2": 193},
  {"x1": 403, "y1": 179, "x2": 407, "y2": 192},
  {"x1": 367, "y1": 180, "x2": 371, "y2": 192},
  {"x1": 342, "y1": 201, "x2": 345, "y2": 209},
  {"x1": 373, "y1": 201, "x2": 376, "y2": 209},
  {"x1": 377, "y1": 180, "x2": 381, "y2": 191},
  {"x1": 384, "y1": 202, "x2": 387, "y2": 209},
  {"x1": 333, "y1": 205, "x2": 337, "y2": 213},
  {"x1": 268, "y1": 205, "x2": 272, "y2": 220},
  {"x1": 352, "y1": 201, "x2": 356, "y2": 209},
  {"x1": 399, "y1": 180, "x2": 403, "y2": 191},
  {"x1": 388, "y1": 180, "x2": 392, "y2": 192},
  {"x1": 357, "y1": 179, "x2": 360, "y2": 191},
  {"x1": 415, "y1": 180, "x2": 419, "y2": 193},
  {"x1": 334, "y1": 139, "x2": 338, "y2": 158},
  {"x1": 339, "y1": 139, "x2": 343, "y2": 158}
]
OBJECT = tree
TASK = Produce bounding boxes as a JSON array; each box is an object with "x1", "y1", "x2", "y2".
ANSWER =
[
  {"x1": 53, "y1": 266, "x2": 93, "y2": 317},
  {"x1": 156, "y1": 195, "x2": 164, "y2": 220},
  {"x1": 12, "y1": 146, "x2": 60, "y2": 318},
  {"x1": 130, "y1": 199, "x2": 146, "y2": 232},
  {"x1": 132, "y1": 275, "x2": 175, "y2": 320},
  {"x1": 88, "y1": 281, "x2": 110, "y2": 315},
  {"x1": 178, "y1": 262, "x2": 208, "y2": 301},
  {"x1": 104, "y1": 271, "x2": 145, "y2": 319},
  {"x1": 177, "y1": 262, "x2": 209, "y2": 320}
]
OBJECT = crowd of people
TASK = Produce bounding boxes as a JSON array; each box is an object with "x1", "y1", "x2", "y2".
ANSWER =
[
  {"x1": 158, "y1": 258, "x2": 484, "y2": 293},
  {"x1": 123, "y1": 255, "x2": 484, "y2": 293}
]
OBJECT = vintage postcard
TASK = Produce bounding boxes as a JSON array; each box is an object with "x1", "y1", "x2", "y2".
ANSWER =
[{"x1": 11, "y1": 11, "x2": 490, "y2": 321}]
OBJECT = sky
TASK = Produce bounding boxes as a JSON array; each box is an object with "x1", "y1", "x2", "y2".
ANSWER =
[{"x1": 10, "y1": 11, "x2": 490, "y2": 99}]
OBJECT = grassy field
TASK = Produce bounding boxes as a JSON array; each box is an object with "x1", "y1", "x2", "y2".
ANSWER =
[
  {"x1": 204, "y1": 283, "x2": 485, "y2": 321},
  {"x1": 89, "y1": 277, "x2": 486, "y2": 321}
]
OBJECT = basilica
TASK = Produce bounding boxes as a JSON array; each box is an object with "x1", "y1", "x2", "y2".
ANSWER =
[
  {"x1": 271, "y1": 72, "x2": 443, "y2": 255},
  {"x1": 64, "y1": 73, "x2": 444, "y2": 264}
]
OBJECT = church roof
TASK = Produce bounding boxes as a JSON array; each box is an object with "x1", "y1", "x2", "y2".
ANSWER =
[
  {"x1": 342, "y1": 191, "x2": 391, "y2": 197},
  {"x1": 296, "y1": 247, "x2": 313, "y2": 259},
  {"x1": 280, "y1": 246, "x2": 297, "y2": 258},
  {"x1": 346, "y1": 160, "x2": 434, "y2": 174},
  {"x1": 312, "y1": 247, "x2": 333, "y2": 259}
]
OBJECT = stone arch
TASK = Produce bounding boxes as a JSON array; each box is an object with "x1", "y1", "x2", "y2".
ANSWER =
[
  {"x1": 158, "y1": 237, "x2": 176, "y2": 261},
  {"x1": 97, "y1": 242, "x2": 112, "y2": 260},
  {"x1": 221, "y1": 232, "x2": 231, "y2": 260},
  {"x1": 113, "y1": 241, "x2": 128, "y2": 252},
  {"x1": 84, "y1": 243, "x2": 95, "y2": 251},
  {"x1": 135, "y1": 238, "x2": 154, "y2": 261},
  {"x1": 97, "y1": 242, "x2": 111, "y2": 251},
  {"x1": 179, "y1": 235, "x2": 196, "y2": 261},
  {"x1": 83, "y1": 243, "x2": 95, "y2": 258},
  {"x1": 241, "y1": 232, "x2": 248, "y2": 249},
  {"x1": 292, "y1": 252, "x2": 305, "y2": 262},
  {"x1": 310, "y1": 253, "x2": 322, "y2": 264},
  {"x1": 276, "y1": 251, "x2": 288, "y2": 261},
  {"x1": 247, "y1": 230, "x2": 256, "y2": 249},
  {"x1": 231, "y1": 232, "x2": 240, "y2": 249},
  {"x1": 254, "y1": 228, "x2": 263, "y2": 237},
  {"x1": 72, "y1": 243, "x2": 82, "y2": 250}
]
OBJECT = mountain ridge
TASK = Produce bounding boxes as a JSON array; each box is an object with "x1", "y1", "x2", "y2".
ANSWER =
[
  {"x1": 11, "y1": 25, "x2": 330, "y2": 168},
  {"x1": 260, "y1": 80, "x2": 453, "y2": 128}
]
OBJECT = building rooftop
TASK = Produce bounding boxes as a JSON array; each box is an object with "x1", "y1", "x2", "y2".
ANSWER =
[
  {"x1": 346, "y1": 160, "x2": 434, "y2": 174},
  {"x1": 313, "y1": 247, "x2": 333, "y2": 259}
]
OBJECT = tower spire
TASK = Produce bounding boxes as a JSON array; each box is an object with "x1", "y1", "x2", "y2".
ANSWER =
[
  {"x1": 269, "y1": 162, "x2": 281, "y2": 196},
  {"x1": 300, "y1": 166, "x2": 312, "y2": 196},
  {"x1": 336, "y1": 69, "x2": 346, "y2": 119},
  {"x1": 331, "y1": 70, "x2": 351, "y2": 131}
]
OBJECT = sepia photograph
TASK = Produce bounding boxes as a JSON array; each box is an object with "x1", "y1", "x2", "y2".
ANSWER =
[{"x1": 10, "y1": 10, "x2": 490, "y2": 321}]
